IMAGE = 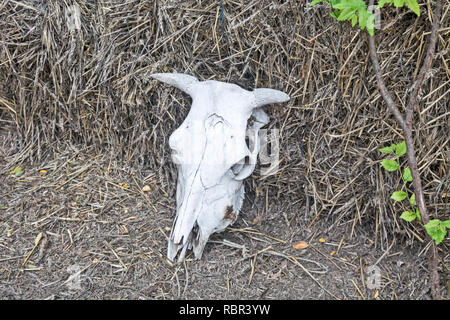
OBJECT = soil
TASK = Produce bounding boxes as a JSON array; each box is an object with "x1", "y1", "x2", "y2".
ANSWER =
[{"x1": 0, "y1": 130, "x2": 446, "y2": 300}]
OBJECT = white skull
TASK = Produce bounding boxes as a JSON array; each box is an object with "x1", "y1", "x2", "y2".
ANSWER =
[{"x1": 151, "y1": 73, "x2": 290, "y2": 263}]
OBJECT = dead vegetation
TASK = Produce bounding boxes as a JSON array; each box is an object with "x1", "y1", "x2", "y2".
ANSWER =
[{"x1": 0, "y1": 0, "x2": 449, "y2": 299}]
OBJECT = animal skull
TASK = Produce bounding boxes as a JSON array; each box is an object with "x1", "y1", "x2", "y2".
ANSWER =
[{"x1": 151, "y1": 73, "x2": 290, "y2": 264}]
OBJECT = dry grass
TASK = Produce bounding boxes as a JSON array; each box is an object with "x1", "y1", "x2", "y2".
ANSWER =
[{"x1": 0, "y1": 0, "x2": 449, "y2": 299}]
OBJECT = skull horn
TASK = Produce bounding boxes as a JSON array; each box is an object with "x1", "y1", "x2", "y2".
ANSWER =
[
  {"x1": 252, "y1": 88, "x2": 290, "y2": 108},
  {"x1": 151, "y1": 73, "x2": 199, "y2": 96}
]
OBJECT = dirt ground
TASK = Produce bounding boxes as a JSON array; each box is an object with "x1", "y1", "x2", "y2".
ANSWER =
[
  {"x1": 1, "y1": 129, "x2": 447, "y2": 300},
  {"x1": 1, "y1": 0, "x2": 449, "y2": 301}
]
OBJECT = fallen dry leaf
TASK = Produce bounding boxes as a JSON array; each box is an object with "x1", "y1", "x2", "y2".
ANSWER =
[
  {"x1": 319, "y1": 238, "x2": 326, "y2": 243},
  {"x1": 374, "y1": 289, "x2": 379, "y2": 299},
  {"x1": 252, "y1": 214, "x2": 262, "y2": 225},
  {"x1": 330, "y1": 251, "x2": 336, "y2": 256},
  {"x1": 39, "y1": 169, "x2": 47, "y2": 174},
  {"x1": 22, "y1": 232, "x2": 43, "y2": 267},
  {"x1": 34, "y1": 232, "x2": 43, "y2": 246},
  {"x1": 292, "y1": 241, "x2": 308, "y2": 249},
  {"x1": 142, "y1": 185, "x2": 151, "y2": 192},
  {"x1": 8, "y1": 166, "x2": 23, "y2": 176}
]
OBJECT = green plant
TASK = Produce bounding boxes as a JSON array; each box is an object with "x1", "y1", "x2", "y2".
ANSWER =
[
  {"x1": 425, "y1": 220, "x2": 450, "y2": 245},
  {"x1": 379, "y1": 141, "x2": 450, "y2": 245},
  {"x1": 378, "y1": 0, "x2": 420, "y2": 16},
  {"x1": 309, "y1": 0, "x2": 421, "y2": 36},
  {"x1": 310, "y1": 0, "x2": 376, "y2": 35},
  {"x1": 310, "y1": 0, "x2": 444, "y2": 299}
]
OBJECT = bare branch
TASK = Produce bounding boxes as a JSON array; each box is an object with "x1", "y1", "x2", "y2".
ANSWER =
[
  {"x1": 404, "y1": 0, "x2": 443, "y2": 301},
  {"x1": 406, "y1": 0, "x2": 443, "y2": 127},
  {"x1": 368, "y1": 35, "x2": 407, "y2": 131}
]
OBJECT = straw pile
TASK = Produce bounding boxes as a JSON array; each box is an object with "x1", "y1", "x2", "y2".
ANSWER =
[{"x1": 0, "y1": 0, "x2": 449, "y2": 248}]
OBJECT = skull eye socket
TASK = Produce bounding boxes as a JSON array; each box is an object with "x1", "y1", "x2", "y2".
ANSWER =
[
  {"x1": 230, "y1": 156, "x2": 248, "y2": 175},
  {"x1": 230, "y1": 156, "x2": 256, "y2": 180}
]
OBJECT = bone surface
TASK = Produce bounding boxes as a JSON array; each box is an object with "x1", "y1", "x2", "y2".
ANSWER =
[{"x1": 151, "y1": 73, "x2": 290, "y2": 264}]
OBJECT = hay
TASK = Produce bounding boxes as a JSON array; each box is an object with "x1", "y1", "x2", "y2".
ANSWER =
[{"x1": 0, "y1": 0, "x2": 449, "y2": 247}]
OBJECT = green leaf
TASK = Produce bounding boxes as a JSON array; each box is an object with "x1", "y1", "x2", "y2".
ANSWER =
[
  {"x1": 402, "y1": 167, "x2": 413, "y2": 182},
  {"x1": 442, "y1": 220, "x2": 450, "y2": 229},
  {"x1": 400, "y1": 210, "x2": 416, "y2": 222},
  {"x1": 330, "y1": 11, "x2": 340, "y2": 18},
  {"x1": 405, "y1": 0, "x2": 420, "y2": 15},
  {"x1": 381, "y1": 159, "x2": 399, "y2": 171},
  {"x1": 0, "y1": 205, "x2": 7, "y2": 210},
  {"x1": 351, "y1": 13, "x2": 358, "y2": 26},
  {"x1": 425, "y1": 219, "x2": 440, "y2": 229},
  {"x1": 15, "y1": 170, "x2": 24, "y2": 177},
  {"x1": 393, "y1": 0, "x2": 405, "y2": 7},
  {"x1": 378, "y1": 0, "x2": 394, "y2": 8},
  {"x1": 409, "y1": 193, "x2": 416, "y2": 206},
  {"x1": 325, "y1": 0, "x2": 374, "y2": 35},
  {"x1": 7, "y1": 166, "x2": 23, "y2": 175},
  {"x1": 332, "y1": 1, "x2": 346, "y2": 10},
  {"x1": 433, "y1": 232, "x2": 446, "y2": 245},
  {"x1": 309, "y1": 0, "x2": 324, "y2": 6},
  {"x1": 395, "y1": 141, "x2": 406, "y2": 156},
  {"x1": 391, "y1": 191, "x2": 408, "y2": 201},
  {"x1": 337, "y1": 8, "x2": 355, "y2": 21},
  {"x1": 425, "y1": 219, "x2": 447, "y2": 245},
  {"x1": 415, "y1": 208, "x2": 421, "y2": 222},
  {"x1": 366, "y1": 14, "x2": 375, "y2": 36},
  {"x1": 358, "y1": 8, "x2": 368, "y2": 30},
  {"x1": 379, "y1": 145, "x2": 395, "y2": 154}
]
